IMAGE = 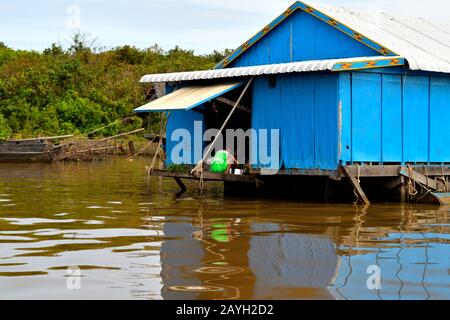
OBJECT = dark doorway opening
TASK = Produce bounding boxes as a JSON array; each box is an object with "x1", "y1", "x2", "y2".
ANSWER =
[{"x1": 202, "y1": 85, "x2": 253, "y2": 165}]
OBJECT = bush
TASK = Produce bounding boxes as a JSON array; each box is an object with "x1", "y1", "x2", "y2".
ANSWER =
[
  {"x1": 0, "y1": 36, "x2": 232, "y2": 138},
  {"x1": 166, "y1": 164, "x2": 191, "y2": 173}
]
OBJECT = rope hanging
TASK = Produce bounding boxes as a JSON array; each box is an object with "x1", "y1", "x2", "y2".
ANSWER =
[
  {"x1": 353, "y1": 164, "x2": 362, "y2": 206},
  {"x1": 407, "y1": 164, "x2": 418, "y2": 198},
  {"x1": 191, "y1": 78, "x2": 254, "y2": 192},
  {"x1": 147, "y1": 113, "x2": 170, "y2": 183},
  {"x1": 439, "y1": 165, "x2": 448, "y2": 192},
  {"x1": 406, "y1": 164, "x2": 436, "y2": 200}
]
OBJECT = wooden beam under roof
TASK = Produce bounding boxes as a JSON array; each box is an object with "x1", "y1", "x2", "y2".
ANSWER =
[{"x1": 216, "y1": 97, "x2": 252, "y2": 114}]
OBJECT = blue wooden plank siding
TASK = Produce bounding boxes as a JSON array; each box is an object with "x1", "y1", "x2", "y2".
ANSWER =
[
  {"x1": 166, "y1": 109, "x2": 203, "y2": 165},
  {"x1": 281, "y1": 74, "x2": 316, "y2": 169},
  {"x1": 403, "y1": 76, "x2": 430, "y2": 163},
  {"x1": 230, "y1": 10, "x2": 379, "y2": 68},
  {"x1": 252, "y1": 73, "x2": 339, "y2": 170},
  {"x1": 338, "y1": 73, "x2": 352, "y2": 163},
  {"x1": 314, "y1": 74, "x2": 339, "y2": 169},
  {"x1": 381, "y1": 74, "x2": 403, "y2": 162},
  {"x1": 339, "y1": 71, "x2": 450, "y2": 164},
  {"x1": 430, "y1": 77, "x2": 450, "y2": 163},
  {"x1": 251, "y1": 77, "x2": 283, "y2": 170},
  {"x1": 351, "y1": 73, "x2": 382, "y2": 162}
]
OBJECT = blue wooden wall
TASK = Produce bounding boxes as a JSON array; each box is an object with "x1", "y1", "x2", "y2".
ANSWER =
[
  {"x1": 230, "y1": 10, "x2": 379, "y2": 68},
  {"x1": 166, "y1": 110, "x2": 203, "y2": 165},
  {"x1": 252, "y1": 73, "x2": 339, "y2": 170},
  {"x1": 339, "y1": 71, "x2": 450, "y2": 164}
]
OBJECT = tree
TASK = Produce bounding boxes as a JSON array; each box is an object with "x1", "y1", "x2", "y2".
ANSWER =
[
  {"x1": 68, "y1": 32, "x2": 97, "y2": 54},
  {"x1": 207, "y1": 49, "x2": 234, "y2": 63},
  {"x1": 113, "y1": 45, "x2": 144, "y2": 65},
  {"x1": 0, "y1": 39, "x2": 224, "y2": 138},
  {"x1": 0, "y1": 114, "x2": 11, "y2": 140},
  {"x1": 44, "y1": 43, "x2": 65, "y2": 56}
]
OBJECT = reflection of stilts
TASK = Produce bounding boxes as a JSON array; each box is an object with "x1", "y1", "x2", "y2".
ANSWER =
[
  {"x1": 351, "y1": 205, "x2": 368, "y2": 252},
  {"x1": 335, "y1": 254, "x2": 352, "y2": 300},
  {"x1": 422, "y1": 233, "x2": 431, "y2": 300},
  {"x1": 375, "y1": 246, "x2": 383, "y2": 300},
  {"x1": 395, "y1": 232, "x2": 405, "y2": 300},
  {"x1": 335, "y1": 205, "x2": 366, "y2": 300}
]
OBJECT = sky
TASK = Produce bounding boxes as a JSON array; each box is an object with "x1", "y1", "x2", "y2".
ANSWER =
[{"x1": 1, "y1": 0, "x2": 450, "y2": 53}]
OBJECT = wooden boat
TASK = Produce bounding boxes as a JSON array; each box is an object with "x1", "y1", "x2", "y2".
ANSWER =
[{"x1": 0, "y1": 135, "x2": 73, "y2": 163}]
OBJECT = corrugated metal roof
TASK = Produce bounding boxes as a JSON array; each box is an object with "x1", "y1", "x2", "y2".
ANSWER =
[
  {"x1": 134, "y1": 82, "x2": 242, "y2": 112},
  {"x1": 140, "y1": 56, "x2": 403, "y2": 83},
  {"x1": 312, "y1": 2, "x2": 450, "y2": 74},
  {"x1": 216, "y1": 1, "x2": 450, "y2": 73}
]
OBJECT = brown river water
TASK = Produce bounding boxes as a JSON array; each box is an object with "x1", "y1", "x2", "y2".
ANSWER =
[{"x1": 0, "y1": 159, "x2": 448, "y2": 300}]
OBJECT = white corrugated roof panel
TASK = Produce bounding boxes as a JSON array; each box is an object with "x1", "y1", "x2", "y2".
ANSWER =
[{"x1": 140, "y1": 56, "x2": 401, "y2": 83}]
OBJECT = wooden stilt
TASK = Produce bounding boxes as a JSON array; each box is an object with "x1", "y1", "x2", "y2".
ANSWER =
[
  {"x1": 342, "y1": 166, "x2": 370, "y2": 206},
  {"x1": 399, "y1": 176, "x2": 408, "y2": 203},
  {"x1": 385, "y1": 176, "x2": 407, "y2": 202},
  {"x1": 173, "y1": 177, "x2": 187, "y2": 193},
  {"x1": 385, "y1": 176, "x2": 404, "y2": 190}
]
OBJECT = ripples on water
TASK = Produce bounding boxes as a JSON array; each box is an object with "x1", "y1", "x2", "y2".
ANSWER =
[{"x1": 0, "y1": 159, "x2": 448, "y2": 300}]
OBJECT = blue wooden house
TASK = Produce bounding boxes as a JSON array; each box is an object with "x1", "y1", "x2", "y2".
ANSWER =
[{"x1": 135, "y1": 1, "x2": 450, "y2": 204}]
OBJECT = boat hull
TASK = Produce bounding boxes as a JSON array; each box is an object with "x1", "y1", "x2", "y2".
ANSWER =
[{"x1": 0, "y1": 142, "x2": 53, "y2": 163}]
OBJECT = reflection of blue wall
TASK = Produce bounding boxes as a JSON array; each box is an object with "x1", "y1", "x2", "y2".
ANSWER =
[
  {"x1": 160, "y1": 219, "x2": 204, "y2": 300},
  {"x1": 331, "y1": 233, "x2": 450, "y2": 300},
  {"x1": 248, "y1": 223, "x2": 339, "y2": 299}
]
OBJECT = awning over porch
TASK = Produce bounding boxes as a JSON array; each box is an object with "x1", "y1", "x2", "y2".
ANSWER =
[{"x1": 134, "y1": 82, "x2": 243, "y2": 113}]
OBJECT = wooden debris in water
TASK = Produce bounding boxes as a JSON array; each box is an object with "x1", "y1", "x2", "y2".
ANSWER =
[{"x1": 53, "y1": 128, "x2": 146, "y2": 161}]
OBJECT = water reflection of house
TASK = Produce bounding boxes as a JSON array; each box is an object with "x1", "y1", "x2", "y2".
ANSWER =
[
  {"x1": 328, "y1": 206, "x2": 450, "y2": 300},
  {"x1": 331, "y1": 230, "x2": 450, "y2": 300},
  {"x1": 160, "y1": 217, "x2": 340, "y2": 300},
  {"x1": 248, "y1": 224, "x2": 339, "y2": 300},
  {"x1": 159, "y1": 204, "x2": 448, "y2": 300},
  {"x1": 160, "y1": 218, "x2": 204, "y2": 300},
  {"x1": 160, "y1": 216, "x2": 257, "y2": 300}
]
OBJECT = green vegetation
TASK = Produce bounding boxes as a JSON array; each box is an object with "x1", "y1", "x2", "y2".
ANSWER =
[
  {"x1": 0, "y1": 36, "x2": 230, "y2": 140},
  {"x1": 166, "y1": 164, "x2": 191, "y2": 174}
]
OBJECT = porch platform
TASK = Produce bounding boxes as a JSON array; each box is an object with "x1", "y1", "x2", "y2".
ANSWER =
[
  {"x1": 149, "y1": 169, "x2": 257, "y2": 183},
  {"x1": 148, "y1": 166, "x2": 450, "y2": 205}
]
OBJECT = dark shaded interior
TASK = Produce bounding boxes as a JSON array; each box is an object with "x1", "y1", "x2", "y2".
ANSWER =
[{"x1": 200, "y1": 84, "x2": 253, "y2": 164}]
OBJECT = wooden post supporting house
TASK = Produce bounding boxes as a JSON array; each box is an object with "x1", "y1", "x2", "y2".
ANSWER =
[{"x1": 342, "y1": 166, "x2": 370, "y2": 206}]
